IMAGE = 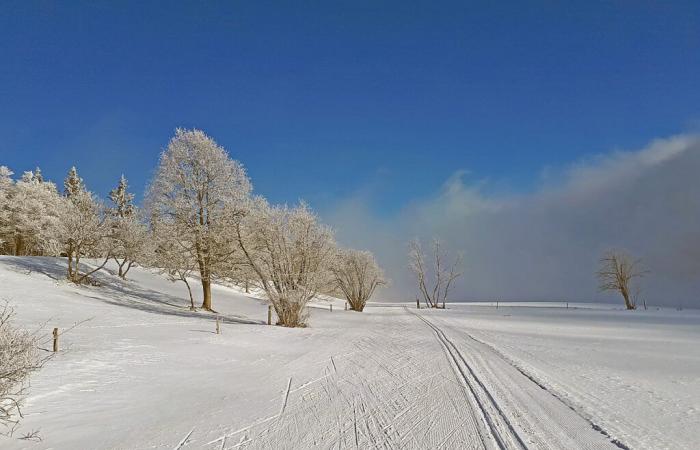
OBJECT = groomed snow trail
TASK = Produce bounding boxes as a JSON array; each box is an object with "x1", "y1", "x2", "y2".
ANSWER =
[{"x1": 217, "y1": 308, "x2": 617, "y2": 450}]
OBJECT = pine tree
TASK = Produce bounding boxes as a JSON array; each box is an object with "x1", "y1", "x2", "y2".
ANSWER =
[
  {"x1": 108, "y1": 175, "x2": 135, "y2": 218},
  {"x1": 64, "y1": 166, "x2": 84, "y2": 198}
]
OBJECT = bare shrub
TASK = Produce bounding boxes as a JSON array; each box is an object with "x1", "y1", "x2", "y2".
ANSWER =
[{"x1": 0, "y1": 303, "x2": 44, "y2": 435}]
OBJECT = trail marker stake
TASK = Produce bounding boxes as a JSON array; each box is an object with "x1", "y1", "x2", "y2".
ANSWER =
[{"x1": 53, "y1": 327, "x2": 59, "y2": 352}]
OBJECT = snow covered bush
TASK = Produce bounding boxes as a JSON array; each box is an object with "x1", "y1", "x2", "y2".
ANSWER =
[
  {"x1": 236, "y1": 199, "x2": 337, "y2": 327},
  {"x1": 146, "y1": 129, "x2": 251, "y2": 311},
  {"x1": 331, "y1": 249, "x2": 386, "y2": 312},
  {"x1": 0, "y1": 303, "x2": 42, "y2": 435}
]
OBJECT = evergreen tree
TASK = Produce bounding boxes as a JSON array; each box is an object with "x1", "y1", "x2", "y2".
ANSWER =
[
  {"x1": 108, "y1": 175, "x2": 135, "y2": 218},
  {"x1": 64, "y1": 166, "x2": 84, "y2": 198}
]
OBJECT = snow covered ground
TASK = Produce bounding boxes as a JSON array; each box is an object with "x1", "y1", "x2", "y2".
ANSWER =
[{"x1": 1, "y1": 256, "x2": 698, "y2": 449}]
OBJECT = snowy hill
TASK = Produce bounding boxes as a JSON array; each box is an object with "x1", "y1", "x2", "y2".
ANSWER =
[{"x1": 2, "y1": 256, "x2": 699, "y2": 449}]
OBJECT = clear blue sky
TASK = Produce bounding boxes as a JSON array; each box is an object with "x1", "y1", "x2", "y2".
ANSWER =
[{"x1": 1, "y1": 1, "x2": 698, "y2": 212}]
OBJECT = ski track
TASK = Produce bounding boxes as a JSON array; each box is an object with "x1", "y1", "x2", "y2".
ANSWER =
[{"x1": 212, "y1": 308, "x2": 619, "y2": 450}]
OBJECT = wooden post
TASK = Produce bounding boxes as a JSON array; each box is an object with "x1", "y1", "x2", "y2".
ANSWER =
[
  {"x1": 416, "y1": 298, "x2": 420, "y2": 309},
  {"x1": 216, "y1": 316, "x2": 220, "y2": 334},
  {"x1": 330, "y1": 304, "x2": 333, "y2": 313},
  {"x1": 53, "y1": 327, "x2": 58, "y2": 352},
  {"x1": 267, "y1": 305, "x2": 272, "y2": 325},
  {"x1": 345, "y1": 302, "x2": 348, "y2": 311}
]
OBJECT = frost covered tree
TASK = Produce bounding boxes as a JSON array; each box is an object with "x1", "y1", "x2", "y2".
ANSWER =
[
  {"x1": 108, "y1": 175, "x2": 149, "y2": 279},
  {"x1": 63, "y1": 166, "x2": 84, "y2": 198},
  {"x1": 0, "y1": 169, "x2": 63, "y2": 256},
  {"x1": 146, "y1": 129, "x2": 251, "y2": 311},
  {"x1": 59, "y1": 168, "x2": 110, "y2": 283},
  {"x1": 151, "y1": 219, "x2": 199, "y2": 310},
  {"x1": 0, "y1": 166, "x2": 15, "y2": 253},
  {"x1": 0, "y1": 303, "x2": 43, "y2": 435},
  {"x1": 409, "y1": 238, "x2": 463, "y2": 308},
  {"x1": 331, "y1": 249, "x2": 386, "y2": 312},
  {"x1": 597, "y1": 250, "x2": 647, "y2": 310},
  {"x1": 236, "y1": 199, "x2": 336, "y2": 327}
]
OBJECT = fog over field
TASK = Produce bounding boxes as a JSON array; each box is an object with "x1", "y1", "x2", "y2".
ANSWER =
[{"x1": 329, "y1": 134, "x2": 700, "y2": 307}]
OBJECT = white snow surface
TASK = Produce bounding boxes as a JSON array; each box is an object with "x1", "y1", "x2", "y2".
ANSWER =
[{"x1": 1, "y1": 256, "x2": 698, "y2": 449}]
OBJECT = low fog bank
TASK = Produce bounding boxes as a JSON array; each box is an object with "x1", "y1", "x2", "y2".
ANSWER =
[{"x1": 327, "y1": 134, "x2": 700, "y2": 308}]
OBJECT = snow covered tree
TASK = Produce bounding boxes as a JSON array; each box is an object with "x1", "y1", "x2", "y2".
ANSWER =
[
  {"x1": 150, "y1": 218, "x2": 199, "y2": 310},
  {"x1": 108, "y1": 175, "x2": 148, "y2": 279},
  {"x1": 0, "y1": 166, "x2": 14, "y2": 253},
  {"x1": 0, "y1": 169, "x2": 62, "y2": 256},
  {"x1": 409, "y1": 238, "x2": 463, "y2": 308},
  {"x1": 59, "y1": 168, "x2": 110, "y2": 283},
  {"x1": 597, "y1": 250, "x2": 647, "y2": 310},
  {"x1": 236, "y1": 199, "x2": 337, "y2": 327},
  {"x1": 331, "y1": 249, "x2": 386, "y2": 312},
  {"x1": 0, "y1": 303, "x2": 43, "y2": 435},
  {"x1": 146, "y1": 129, "x2": 251, "y2": 311},
  {"x1": 63, "y1": 166, "x2": 84, "y2": 198}
]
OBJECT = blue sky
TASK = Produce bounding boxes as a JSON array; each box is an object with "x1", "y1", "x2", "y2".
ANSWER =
[{"x1": 1, "y1": 1, "x2": 699, "y2": 212}]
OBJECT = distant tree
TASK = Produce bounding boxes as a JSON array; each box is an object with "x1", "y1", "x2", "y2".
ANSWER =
[
  {"x1": 146, "y1": 129, "x2": 251, "y2": 311},
  {"x1": 408, "y1": 238, "x2": 463, "y2": 309},
  {"x1": 597, "y1": 250, "x2": 647, "y2": 310},
  {"x1": 108, "y1": 175, "x2": 148, "y2": 279},
  {"x1": 0, "y1": 303, "x2": 43, "y2": 435},
  {"x1": 236, "y1": 199, "x2": 336, "y2": 327},
  {"x1": 331, "y1": 249, "x2": 386, "y2": 312}
]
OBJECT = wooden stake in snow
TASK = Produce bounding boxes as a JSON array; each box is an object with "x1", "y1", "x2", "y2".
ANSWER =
[
  {"x1": 52, "y1": 327, "x2": 58, "y2": 352},
  {"x1": 216, "y1": 316, "x2": 220, "y2": 334},
  {"x1": 268, "y1": 305, "x2": 272, "y2": 325},
  {"x1": 330, "y1": 304, "x2": 333, "y2": 313},
  {"x1": 416, "y1": 298, "x2": 420, "y2": 309}
]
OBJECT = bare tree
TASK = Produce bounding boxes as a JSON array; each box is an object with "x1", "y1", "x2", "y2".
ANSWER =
[
  {"x1": 0, "y1": 303, "x2": 44, "y2": 436},
  {"x1": 409, "y1": 238, "x2": 463, "y2": 308},
  {"x1": 146, "y1": 129, "x2": 251, "y2": 311},
  {"x1": 597, "y1": 250, "x2": 647, "y2": 310},
  {"x1": 331, "y1": 249, "x2": 386, "y2": 312},
  {"x1": 236, "y1": 199, "x2": 336, "y2": 327}
]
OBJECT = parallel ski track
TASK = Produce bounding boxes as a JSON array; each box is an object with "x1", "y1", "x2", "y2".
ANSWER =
[{"x1": 408, "y1": 308, "x2": 528, "y2": 450}]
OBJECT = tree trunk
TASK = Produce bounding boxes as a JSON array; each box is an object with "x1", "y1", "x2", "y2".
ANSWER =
[
  {"x1": 621, "y1": 288, "x2": 635, "y2": 310},
  {"x1": 201, "y1": 278, "x2": 212, "y2": 310}
]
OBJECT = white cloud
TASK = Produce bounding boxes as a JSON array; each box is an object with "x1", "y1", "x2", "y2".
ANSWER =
[{"x1": 324, "y1": 134, "x2": 700, "y2": 307}]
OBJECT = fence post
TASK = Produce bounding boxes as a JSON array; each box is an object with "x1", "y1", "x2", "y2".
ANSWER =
[
  {"x1": 268, "y1": 305, "x2": 272, "y2": 325},
  {"x1": 330, "y1": 304, "x2": 333, "y2": 313},
  {"x1": 53, "y1": 327, "x2": 59, "y2": 352},
  {"x1": 216, "y1": 316, "x2": 220, "y2": 334}
]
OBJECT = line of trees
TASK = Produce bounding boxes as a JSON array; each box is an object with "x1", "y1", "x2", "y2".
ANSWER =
[{"x1": 0, "y1": 128, "x2": 386, "y2": 327}]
